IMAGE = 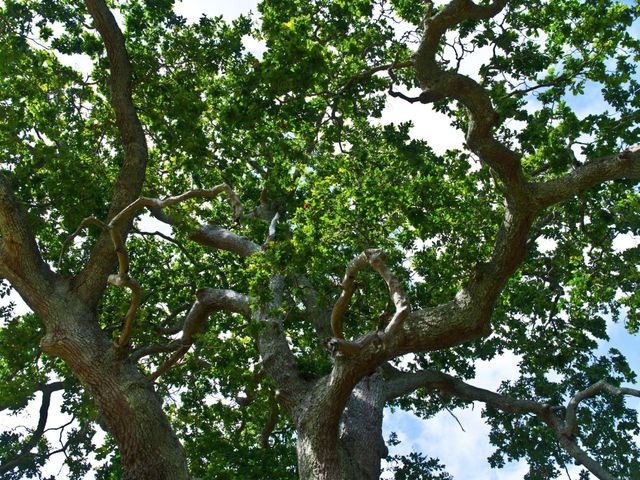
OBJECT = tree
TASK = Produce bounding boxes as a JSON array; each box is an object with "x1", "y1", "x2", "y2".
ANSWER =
[{"x1": 1, "y1": 0, "x2": 639, "y2": 478}]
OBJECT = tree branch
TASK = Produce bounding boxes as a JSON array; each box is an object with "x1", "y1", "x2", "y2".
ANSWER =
[
  {"x1": 190, "y1": 225, "x2": 260, "y2": 257},
  {"x1": 148, "y1": 288, "x2": 251, "y2": 381},
  {"x1": 0, "y1": 174, "x2": 57, "y2": 316},
  {"x1": 413, "y1": 0, "x2": 525, "y2": 195},
  {"x1": 532, "y1": 145, "x2": 640, "y2": 208},
  {"x1": 62, "y1": 185, "x2": 243, "y2": 348},
  {"x1": 0, "y1": 382, "x2": 64, "y2": 476},
  {"x1": 77, "y1": 0, "x2": 149, "y2": 306},
  {"x1": 330, "y1": 249, "x2": 409, "y2": 347},
  {"x1": 383, "y1": 370, "x2": 635, "y2": 480},
  {"x1": 255, "y1": 277, "x2": 311, "y2": 417}
]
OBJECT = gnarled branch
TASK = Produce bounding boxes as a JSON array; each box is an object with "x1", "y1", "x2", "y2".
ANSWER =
[
  {"x1": 383, "y1": 370, "x2": 636, "y2": 480},
  {"x1": 62, "y1": 185, "x2": 243, "y2": 348},
  {"x1": 148, "y1": 288, "x2": 251, "y2": 381},
  {"x1": 329, "y1": 249, "x2": 409, "y2": 354}
]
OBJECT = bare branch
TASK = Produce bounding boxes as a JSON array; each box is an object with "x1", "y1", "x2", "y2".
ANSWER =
[
  {"x1": 190, "y1": 225, "x2": 260, "y2": 257},
  {"x1": 337, "y1": 60, "x2": 414, "y2": 96},
  {"x1": 263, "y1": 212, "x2": 280, "y2": 248},
  {"x1": 58, "y1": 217, "x2": 109, "y2": 268},
  {"x1": 330, "y1": 249, "x2": 409, "y2": 348},
  {"x1": 383, "y1": 370, "x2": 635, "y2": 480},
  {"x1": 0, "y1": 382, "x2": 64, "y2": 476},
  {"x1": 130, "y1": 340, "x2": 182, "y2": 362},
  {"x1": 133, "y1": 229, "x2": 200, "y2": 267},
  {"x1": 109, "y1": 185, "x2": 243, "y2": 228},
  {"x1": 563, "y1": 379, "x2": 640, "y2": 439}
]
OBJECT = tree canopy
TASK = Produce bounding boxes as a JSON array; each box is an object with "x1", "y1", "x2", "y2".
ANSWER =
[{"x1": 1, "y1": 0, "x2": 640, "y2": 479}]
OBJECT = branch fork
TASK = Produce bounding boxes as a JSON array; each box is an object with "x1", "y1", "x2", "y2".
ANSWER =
[
  {"x1": 328, "y1": 249, "x2": 410, "y2": 356},
  {"x1": 60, "y1": 184, "x2": 243, "y2": 349}
]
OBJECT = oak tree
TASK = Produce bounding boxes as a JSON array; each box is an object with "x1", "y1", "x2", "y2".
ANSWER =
[{"x1": 1, "y1": 0, "x2": 640, "y2": 479}]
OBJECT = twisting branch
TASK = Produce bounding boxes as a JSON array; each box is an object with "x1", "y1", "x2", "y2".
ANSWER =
[
  {"x1": 61, "y1": 184, "x2": 244, "y2": 348},
  {"x1": 562, "y1": 379, "x2": 640, "y2": 439},
  {"x1": 329, "y1": 249, "x2": 409, "y2": 354},
  {"x1": 148, "y1": 288, "x2": 250, "y2": 381},
  {"x1": 413, "y1": 0, "x2": 525, "y2": 196},
  {"x1": 383, "y1": 370, "x2": 637, "y2": 480}
]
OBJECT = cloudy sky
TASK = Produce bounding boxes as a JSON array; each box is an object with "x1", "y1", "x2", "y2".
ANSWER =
[{"x1": 2, "y1": 1, "x2": 639, "y2": 478}]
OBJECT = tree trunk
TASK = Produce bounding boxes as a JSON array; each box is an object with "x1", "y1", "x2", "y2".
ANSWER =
[
  {"x1": 40, "y1": 298, "x2": 190, "y2": 480},
  {"x1": 297, "y1": 372, "x2": 387, "y2": 480}
]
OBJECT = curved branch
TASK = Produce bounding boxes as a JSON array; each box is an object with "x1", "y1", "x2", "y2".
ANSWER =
[
  {"x1": 63, "y1": 185, "x2": 244, "y2": 348},
  {"x1": 78, "y1": 0, "x2": 148, "y2": 305},
  {"x1": 148, "y1": 288, "x2": 251, "y2": 381},
  {"x1": 414, "y1": 0, "x2": 525, "y2": 195},
  {"x1": 383, "y1": 370, "x2": 634, "y2": 480},
  {"x1": 190, "y1": 225, "x2": 260, "y2": 257},
  {"x1": 330, "y1": 249, "x2": 409, "y2": 344},
  {"x1": 562, "y1": 379, "x2": 640, "y2": 439}
]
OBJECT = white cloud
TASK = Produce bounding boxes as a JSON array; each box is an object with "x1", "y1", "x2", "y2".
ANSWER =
[{"x1": 612, "y1": 232, "x2": 640, "y2": 253}]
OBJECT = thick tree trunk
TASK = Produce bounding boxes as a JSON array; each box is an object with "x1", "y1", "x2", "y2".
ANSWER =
[
  {"x1": 297, "y1": 372, "x2": 387, "y2": 480},
  {"x1": 40, "y1": 297, "x2": 189, "y2": 480}
]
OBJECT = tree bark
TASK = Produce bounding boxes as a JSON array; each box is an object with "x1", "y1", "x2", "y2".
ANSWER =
[
  {"x1": 296, "y1": 372, "x2": 387, "y2": 480},
  {"x1": 39, "y1": 290, "x2": 189, "y2": 480}
]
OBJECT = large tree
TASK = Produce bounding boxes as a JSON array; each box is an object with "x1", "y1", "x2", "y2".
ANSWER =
[{"x1": 1, "y1": 0, "x2": 640, "y2": 478}]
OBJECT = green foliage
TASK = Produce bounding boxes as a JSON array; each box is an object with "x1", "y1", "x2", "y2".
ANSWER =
[{"x1": 1, "y1": 0, "x2": 640, "y2": 478}]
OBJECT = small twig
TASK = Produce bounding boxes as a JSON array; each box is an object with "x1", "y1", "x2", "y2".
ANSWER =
[
  {"x1": 57, "y1": 217, "x2": 109, "y2": 267},
  {"x1": 445, "y1": 406, "x2": 466, "y2": 432}
]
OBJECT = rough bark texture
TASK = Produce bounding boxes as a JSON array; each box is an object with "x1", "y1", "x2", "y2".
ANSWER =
[{"x1": 296, "y1": 373, "x2": 387, "y2": 480}]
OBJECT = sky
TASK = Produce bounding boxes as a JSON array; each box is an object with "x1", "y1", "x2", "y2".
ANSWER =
[{"x1": 2, "y1": 0, "x2": 639, "y2": 479}]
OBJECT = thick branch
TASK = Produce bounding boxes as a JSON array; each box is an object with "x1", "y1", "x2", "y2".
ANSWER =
[
  {"x1": 190, "y1": 225, "x2": 260, "y2": 257},
  {"x1": 413, "y1": 0, "x2": 525, "y2": 194},
  {"x1": 255, "y1": 278, "x2": 310, "y2": 417},
  {"x1": 78, "y1": 0, "x2": 148, "y2": 305},
  {"x1": 0, "y1": 174, "x2": 56, "y2": 316},
  {"x1": 532, "y1": 145, "x2": 640, "y2": 208}
]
